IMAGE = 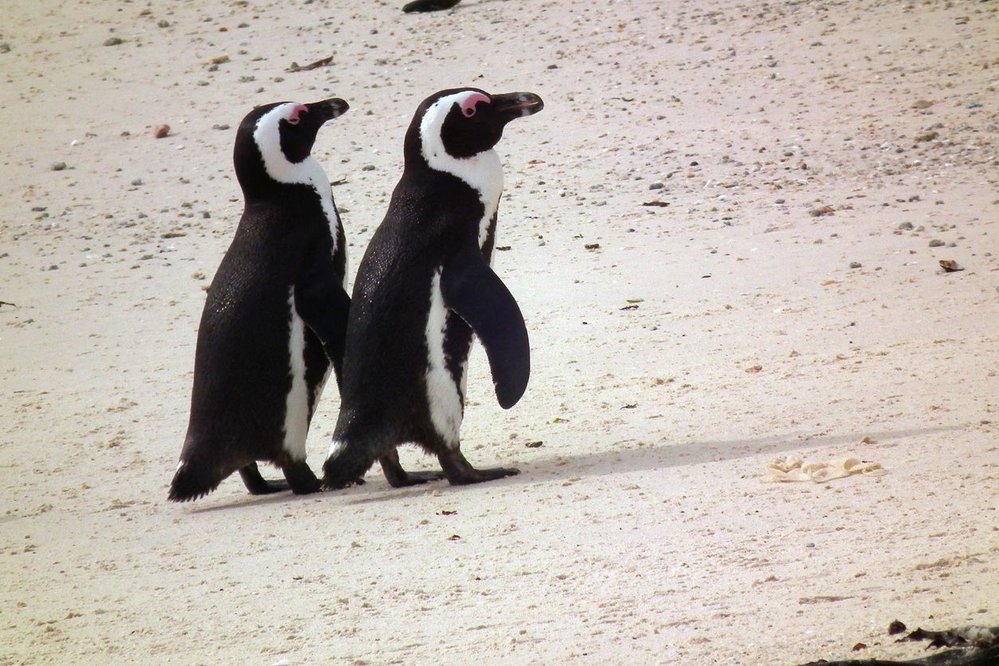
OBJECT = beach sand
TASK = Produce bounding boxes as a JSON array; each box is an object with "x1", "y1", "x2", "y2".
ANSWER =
[{"x1": 1, "y1": 0, "x2": 997, "y2": 663}]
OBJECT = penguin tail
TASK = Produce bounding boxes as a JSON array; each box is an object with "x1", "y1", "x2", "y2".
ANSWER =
[{"x1": 168, "y1": 460, "x2": 221, "y2": 502}]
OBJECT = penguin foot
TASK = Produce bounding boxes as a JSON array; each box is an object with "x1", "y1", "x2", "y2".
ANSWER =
[
  {"x1": 379, "y1": 450, "x2": 446, "y2": 488},
  {"x1": 239, "y1": 463, "x2": 290, "y2": 495},
  {"x1": 438, "y1": 449, "x2": 520, "y2": 485},
  {"x1": 283, "y1": 461, "x2": 322, "y2": 495}
]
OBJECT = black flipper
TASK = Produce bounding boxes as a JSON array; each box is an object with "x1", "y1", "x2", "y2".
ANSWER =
[
  {"x1": 379, "y1": 449, "x2": 446, "y2": 487},
  {"x1": 295, "y1": 277, "x2": 350, "y2": 383},
  {"x1": 440, "y1": 237, "x2": 530, "y2": 409}
]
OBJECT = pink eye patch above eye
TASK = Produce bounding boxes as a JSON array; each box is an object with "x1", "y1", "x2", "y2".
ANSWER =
[
  {"x1": 287, "y1": 104, "x2": 309, "y2": 125},
  {"x1": 460, "y1": 93, "x2": 491, "y2": 117}
]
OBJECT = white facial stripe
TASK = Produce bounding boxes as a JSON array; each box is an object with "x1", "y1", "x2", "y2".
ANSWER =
[
  {"x1": 418, "y1": 91, "x2": 504, "y2": 250},
  {"x1": 283, "y1": 287, "x2": 309, "y2": 460},
  {"x1": 425, "y1": 269, "x2": 463, "y2": 447},
  {"x1": 253, "y1": 103, "x2": 342, "y2": 256}
]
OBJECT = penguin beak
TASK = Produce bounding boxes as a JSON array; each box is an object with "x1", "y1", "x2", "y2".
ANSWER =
[
  {"x1": 307, "y1": 98, "x2": 350, "y2": 123},
  {"x1": 490, "y1": 92, "x2": 544, "y2": 121}
]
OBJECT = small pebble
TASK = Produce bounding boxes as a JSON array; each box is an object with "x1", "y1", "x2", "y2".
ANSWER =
[
  {"x1": 897, "y1": 221, "x2": 914, "y2": 230},
  {"x1": 51, "y1": 162, "x2": 67, "y2": 171},
  {"x1": 0, "y1": 42, "x2": 11, "y2": 54},
  {"x1": 103, "y1": 37, "x2": 124, "y2": 47},
  {"x1": 648, "y1": 181, "x2": 665, "y2": 190},
  {"x1": 928, "y1": 239, "x2": 945, "y2": 247},
  {"x1": 849, "y1": 261, "x2": 862, "y2": 269},
  {"x1": 153, "y1": 124, "x2": 170, "y2": 139}
]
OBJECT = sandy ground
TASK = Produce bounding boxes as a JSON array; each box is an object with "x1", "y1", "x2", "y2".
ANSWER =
[{"x1": 1, "y1": 0, "x2": 997, "y2": 664}]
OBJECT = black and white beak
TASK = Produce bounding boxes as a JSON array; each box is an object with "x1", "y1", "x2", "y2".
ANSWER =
[{"x1": 490, "y1": 92, "x2": 544, "y2": 121}]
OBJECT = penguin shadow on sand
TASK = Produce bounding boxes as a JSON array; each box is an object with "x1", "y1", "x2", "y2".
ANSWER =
[
  {"x1": 329, "y1": 423, "x2": 967, "y2": 506},
  {"x1": 186, "y1": 423, "x2": 965, "y2": 512},
  {"x1": 518, "y1": 423, "x2": 966, "y2": 483}
]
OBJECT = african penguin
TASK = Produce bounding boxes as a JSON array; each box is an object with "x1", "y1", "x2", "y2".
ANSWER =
[
  {"x1": 322, "y1": 88, "x2": 543, "y2": 489},
  {"x1": 169, "y1": 98, "x2": 352, "y2": 502}
]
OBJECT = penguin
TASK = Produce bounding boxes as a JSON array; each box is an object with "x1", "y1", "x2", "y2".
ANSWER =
[
  {"x1": 322, "y1": 88, "x2": 543, "y2": 489},
  {"x1": 169, "y1": 98, "x2": 352, "y2": 502}
]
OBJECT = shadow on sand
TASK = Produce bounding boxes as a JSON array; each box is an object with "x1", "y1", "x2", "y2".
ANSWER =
[{"x1": 187, "y1": 423, "x2": 965, "y2": 512}]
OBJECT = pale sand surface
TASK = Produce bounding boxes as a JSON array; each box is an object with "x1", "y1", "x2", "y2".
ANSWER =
[{"x1": 1, "y1": 1, "x2": 997, "y2": 664}]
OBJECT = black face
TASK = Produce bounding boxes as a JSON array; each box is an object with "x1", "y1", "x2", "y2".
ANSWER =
[
  {"x1": 278, "y1": 98, "x2": 350, "y2": 163},
  {"x1": 437, "y1": 90, "x2": 544, "y2": 158}
]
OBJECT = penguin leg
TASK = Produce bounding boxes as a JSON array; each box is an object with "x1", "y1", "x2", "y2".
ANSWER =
[
  {"x1": 437, "y1": 448, "x2": 519, "y2": 485},
  {"x1": 379, "y1": 449, "x2": 446, "y2": 487},
  {"x1": 282, "y1": 460, "x2": 322, "y2": 495},
  {"x1": 238, "y1": 463, "x2": 290, "y2": 495}
]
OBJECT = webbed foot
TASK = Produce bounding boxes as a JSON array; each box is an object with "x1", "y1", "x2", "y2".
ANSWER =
[
  {"x1": 438, "y1": 449, "x2": 519, "y2": 485},
  {"x1": 379, "y1": 450, "x2": 446, "y2": 487}
]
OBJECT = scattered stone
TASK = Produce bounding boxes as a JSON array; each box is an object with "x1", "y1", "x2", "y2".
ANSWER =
[
  {"x1": 888, "y1": 620, "x2": 908, "y2": 635},
  {"x1": 849, "y1": 261, "x2": 862, "y2": 269},
  {"x1": 156, "y1": 19, "x2": 170, "y2": 28},
  {"x1": 939, "y1": 259, "x2": 963, "y2": 272},
  {"x1": 51, "y1": 162, "x2": 67, "y2": 171},
  {"x1": 928, "y1": 239, "x2": 946, "y2": 247},
  {"x1": 898, "y1": 221, "x2": 914, "y2": 230},
  {"x1": 584, "y1": 243, "x2": 601, "y2": 250},
  {"x1": 361, "y1": 165, "x2": 376, "y2": 171},
  {"x1": 103, "y1": 37, "x2": 125, "y2": 47},
  {"x1": 915, "y1": 130, "x2": 939, "y2": 142},
  {"x1": 0, "y1": 42, "x2": 11, "y2": 54},
  {"x1": 286, "y1": 55, "x2": 334, "y2": 73},
  {"x1": 809, "y1": 205, "x2": 835, "y2": 217},
  {"x1": 209, "y1": 55, "x2": 230, "y2": 65},
  {"x1": 153, "y1": 124, "x2": 170, "y2": 138},
  {"x1": 648, "y1": 181, "x2": 665, "y2": 190},
  {"x1": 130, "y1": 179, "x2": 143, "y2": 186},
  {"x1": 525, "y1": 441, "x2": 543, "y2": 448},
  {"x1": 211, "y1": 124, "x2": 230, "y2": 131}
]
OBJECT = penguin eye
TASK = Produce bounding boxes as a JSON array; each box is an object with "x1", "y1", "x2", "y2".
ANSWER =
[
  {"x1": 462, "y1": 106, "x2": 476, "y2": 118},
  {"x1": 287, "y1": 116, "x2": 301, "y2": 126}
]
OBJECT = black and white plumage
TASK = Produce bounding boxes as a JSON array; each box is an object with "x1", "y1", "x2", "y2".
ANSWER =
[
  {"x1": 169, "y1": 98, "x2": 351, "y2": 502},
  {"x1": 323, "y1": 88, "x2": 543, "y2": 489}
]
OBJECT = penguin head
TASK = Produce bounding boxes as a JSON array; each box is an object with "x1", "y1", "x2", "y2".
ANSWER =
[
  {"x1": 234, "y1": 98, "x2": 349, "y2": 196},
  {"x1": 409, "y1": 88, "x2": 544, "y2": 167}
]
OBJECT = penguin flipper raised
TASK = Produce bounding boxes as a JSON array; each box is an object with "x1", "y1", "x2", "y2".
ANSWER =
[{"x1": 441, "y1": 238, "x2": 530, "y2": 409}]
